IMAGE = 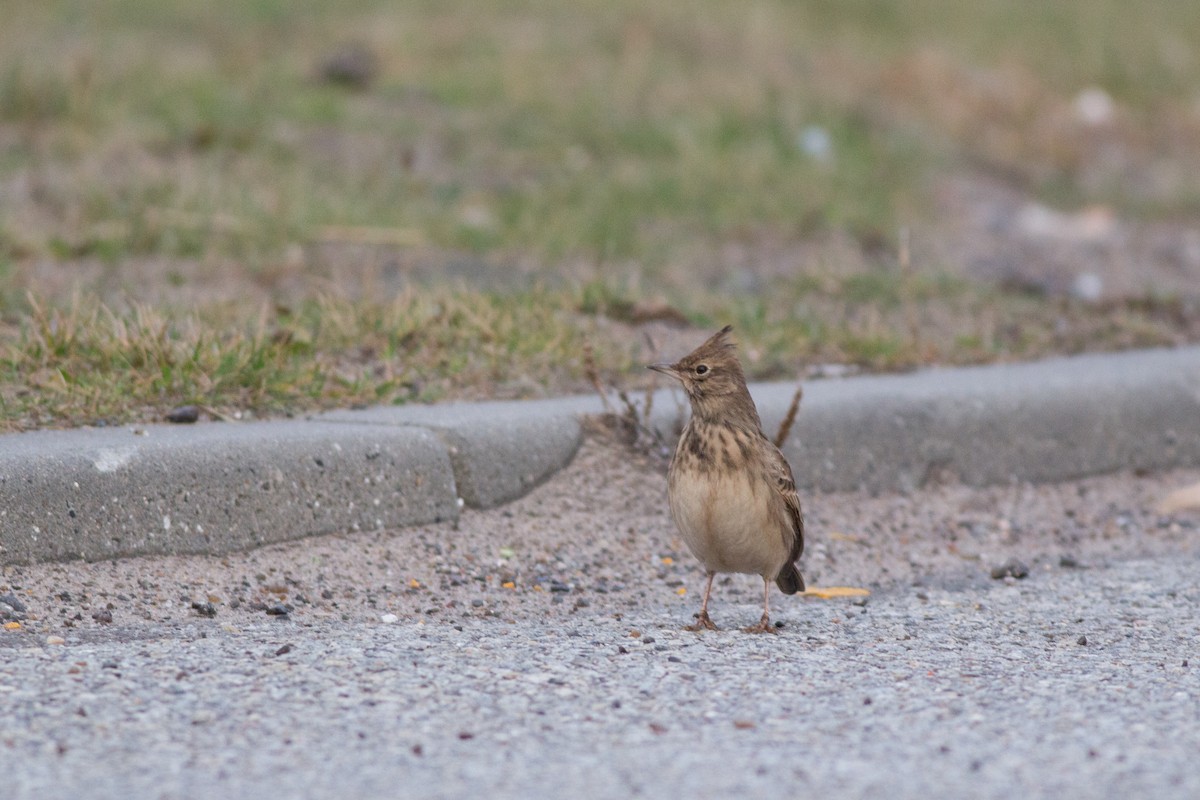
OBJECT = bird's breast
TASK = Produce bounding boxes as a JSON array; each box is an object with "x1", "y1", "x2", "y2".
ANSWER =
[{"x1": 667, "y1": 463, "x2": 790, "y2": 578}]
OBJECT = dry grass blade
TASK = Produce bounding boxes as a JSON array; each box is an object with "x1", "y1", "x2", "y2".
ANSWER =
[
  {"x1": 773, "y1": 384, "x2": 804, "y2": 449},
  {"x1": 641, "y1": 329, "x2": 660, "y2": 424},
  {"x1": 615, "y1": 387, "x2": 669, "y2": 459},
  {"x1": 583, "y1": 340, "x2": 612, "y2": 413},
  {"x1": 197, "y1": 403, "x2": 240, "y2": 423},
  {"x1": 580, "y1": 335, "x2": 670, "y2": 464}
]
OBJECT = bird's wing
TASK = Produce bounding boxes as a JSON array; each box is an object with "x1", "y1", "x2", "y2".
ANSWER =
[{"x1": 767, "y1": 442, "x2": 804, "y2": 562}]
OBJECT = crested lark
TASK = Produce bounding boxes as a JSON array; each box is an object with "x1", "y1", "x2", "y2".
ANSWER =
[{"x1": 649, "y1": 325, "x2": 805, "y2": 634}]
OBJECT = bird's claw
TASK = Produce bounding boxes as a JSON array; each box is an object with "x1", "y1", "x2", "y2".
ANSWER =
[{"x1": 742, "y1": 617, "x2": 778, "y2": 635}]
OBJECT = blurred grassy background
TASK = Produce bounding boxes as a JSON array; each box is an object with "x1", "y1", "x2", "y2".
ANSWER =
[{"x1": 2, "y1": 0, "x2": 1199, "y2": 429}]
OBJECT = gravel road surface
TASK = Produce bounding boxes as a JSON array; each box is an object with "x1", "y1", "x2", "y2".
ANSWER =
[{"x1": 3, "y1": 436, "x2": 1199, "y2": 799}]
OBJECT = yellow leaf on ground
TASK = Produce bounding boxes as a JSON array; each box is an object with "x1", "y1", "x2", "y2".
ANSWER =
[
  {"x1": 3, "y1": 621, "x2": 20, "y2": 630},
  {"x1": 801, "y1": 586, "x2": 870, "y2": 599},
  {"x1": 1158, "y1": 482, "x2": 1200, "y2": 514},
  {"x1": 675, "y1": 587, "x2": 687, "y2": 596}
]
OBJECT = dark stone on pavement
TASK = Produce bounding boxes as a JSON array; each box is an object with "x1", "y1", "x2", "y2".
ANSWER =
[
  {"x1": 0, "y1": 593, "x2": 27, "y2": 620},
  {"x1": 166, "y1": 405, "x2": 201, "y2": 424},
  {"x1": 191, "y1": 601, "x2": 217, "y2": 618}
]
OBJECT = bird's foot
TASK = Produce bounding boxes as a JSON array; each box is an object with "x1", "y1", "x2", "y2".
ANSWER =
[
  {"x1": 742, "y1": 616, "x2": 778, "y2": 635},
  {"x1": 685, "y1": 611, "x2": 719, "y2": 632}
]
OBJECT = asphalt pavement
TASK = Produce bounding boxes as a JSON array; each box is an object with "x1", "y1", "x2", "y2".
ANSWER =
[{"x1": 2, "y1": 551, "x2": 1197, "y2": 800}]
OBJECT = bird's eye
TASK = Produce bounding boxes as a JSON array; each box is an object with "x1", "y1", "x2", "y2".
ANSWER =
[{"x1": 695, "y1": 364, "x2": 709, "y2": 375}]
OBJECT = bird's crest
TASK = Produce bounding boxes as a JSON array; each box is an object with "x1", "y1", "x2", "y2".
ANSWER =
[{"x1": 683, "y1": 324, "x2": 736, "y2": 365}]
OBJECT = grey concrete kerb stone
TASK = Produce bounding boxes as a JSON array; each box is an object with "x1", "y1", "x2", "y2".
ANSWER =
[
  {"x1": 0, "y1": 422, "x2": 458, "y2": 564},
  {"x1": 1, "y1": 344, "x2": 1199, "y2": 565},
  {"x1": 755, "y1": 344, "x2": 1200, "y2": 493},
  {"x1": 318, "y1": 395, "x2": 601, "y2": 509}
]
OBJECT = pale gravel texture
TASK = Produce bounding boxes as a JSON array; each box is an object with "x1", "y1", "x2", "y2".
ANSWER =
[
  {"x1": 3, "y1": 434, "x2": 1197, "y2": 630},
  {"x1": 2, "y1": 435, "x2": 1200, "y2": 799}
]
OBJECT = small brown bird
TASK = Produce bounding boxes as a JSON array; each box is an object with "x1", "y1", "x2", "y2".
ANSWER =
[{"x1": 649, "y1": 325, "x2": 804, "y2": 633}]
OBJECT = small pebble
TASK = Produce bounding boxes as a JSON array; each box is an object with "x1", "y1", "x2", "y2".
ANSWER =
[
  {"x1": 191, "y1": 601, "x2": 217, "y2": 618},
  {"x1": 990, "y1": 558, "x2": 1030, "y2": 580},
  {"x1": 266, "y1": 604, "x2": 290, "y2": 617},
  {"x1": 0, "y1": 593, "x2": 27, "y2": 614}
]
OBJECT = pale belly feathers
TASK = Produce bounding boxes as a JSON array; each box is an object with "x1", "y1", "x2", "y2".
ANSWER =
[{"x1": 667, "y1": 466, "x2": 790, "y2": 578}]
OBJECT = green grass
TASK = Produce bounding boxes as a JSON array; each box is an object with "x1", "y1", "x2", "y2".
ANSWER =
[
  {"x1": 8, "y1": 0, "x2": 1195, "y2": 271},
  {"x1": 1, "y1": 0, "x2": 1199, "y2": 429},
  {"x1": 2, "y1": 278, "x2": 1191, "y2": 431}
]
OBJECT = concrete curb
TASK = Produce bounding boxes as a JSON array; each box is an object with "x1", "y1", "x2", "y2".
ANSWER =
[
  {"x1": 318, "y1": 396, "x2": 600, "y2": 509},
  {"x1": 2, "y1": 345, "x2": 1199, "y2": 564},
  {"x1": 761, "y1": 345, "x2": 1200, "y2": 493},
  {"x1": 0, "y1": 422, "x2": 459, "y2": 564}
]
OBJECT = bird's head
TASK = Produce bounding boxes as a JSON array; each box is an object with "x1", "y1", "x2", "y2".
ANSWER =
[{"x1": 648, "y1": 325, "x2": 752, "y2": 417}]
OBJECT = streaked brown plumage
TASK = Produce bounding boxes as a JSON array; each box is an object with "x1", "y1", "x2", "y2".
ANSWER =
[{"x1": 649, "y1": 325, "x2": 804, "y2": 633}]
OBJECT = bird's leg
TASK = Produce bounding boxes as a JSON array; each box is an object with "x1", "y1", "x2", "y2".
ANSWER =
[
  {"x1": 742, "y1": 577, "x2": 778, "y2": 634},
  {"x1": 685, "y1": 571, "x2": 719, "y2": 631}
]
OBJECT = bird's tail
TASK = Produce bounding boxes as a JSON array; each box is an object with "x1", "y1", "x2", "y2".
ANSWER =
[{"x1": 775, "y1": 563, "x2": 804, "y2": 595}]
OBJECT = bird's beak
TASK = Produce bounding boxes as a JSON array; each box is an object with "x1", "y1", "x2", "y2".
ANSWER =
[{"x1": 648, "y1": 362, "x2": 678, "y2": 379}]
